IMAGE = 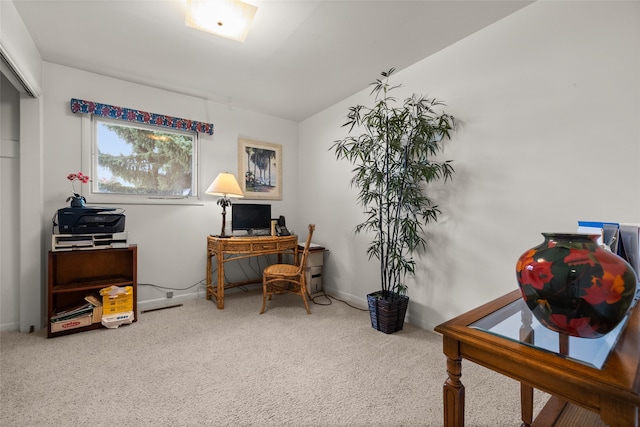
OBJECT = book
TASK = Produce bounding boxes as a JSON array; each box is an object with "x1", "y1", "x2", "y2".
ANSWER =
[
  {"x1": 577, "y1": 221, "x2": 621, "y2": 253},
  {"x1": 51, "y1": 302, "x2": 94, "y2": 323},
  {"x1": 620, "y1": 223, "x2": 640, "y2": 282}
]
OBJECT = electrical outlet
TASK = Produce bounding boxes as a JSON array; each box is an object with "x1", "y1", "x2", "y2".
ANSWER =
[{"x1": 166, "y1": 291, "x2": 173, "y2": 299}]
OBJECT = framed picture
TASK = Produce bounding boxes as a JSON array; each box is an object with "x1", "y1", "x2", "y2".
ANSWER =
[{"x1": 238, "y1": 138, "x2": 282, "y2": 200}]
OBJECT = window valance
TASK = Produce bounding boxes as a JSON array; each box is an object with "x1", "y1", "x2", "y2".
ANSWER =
[{"x1": 70, "y1": 98, "x2": 214, "y2": 135}]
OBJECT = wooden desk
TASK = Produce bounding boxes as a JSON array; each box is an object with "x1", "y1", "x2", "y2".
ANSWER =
[
  {"x1": 435, "y1": 290, "x2": 640, "y2": 427},
  {"x1": 206, "y1": 235, "x2": 298, "y2": 309}
]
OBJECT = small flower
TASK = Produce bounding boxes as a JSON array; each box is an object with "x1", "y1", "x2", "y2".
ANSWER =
[
  {"x1": 67, "y1": 172, "x2": 90, "y2": 184},
  {"x1": 67, "y1": 171, "x2": 90, "y2": 196}
]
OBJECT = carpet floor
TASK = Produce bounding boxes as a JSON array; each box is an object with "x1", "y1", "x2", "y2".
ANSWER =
[{"x1": 0, "y1": 288, "x2": 548, "y2": 426}]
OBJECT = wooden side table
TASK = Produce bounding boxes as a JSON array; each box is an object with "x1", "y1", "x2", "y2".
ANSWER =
[
  {"x1": 206, "y1": 235, "x2": 298, "y2": 309},
  {"x1": 435, "y1": 290, "x2": 640, "y2": 427}
]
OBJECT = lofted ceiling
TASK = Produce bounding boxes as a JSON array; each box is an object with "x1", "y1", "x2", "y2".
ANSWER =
[{"x1": 12, "y1": 0, "x2": 532, "y2": 122}]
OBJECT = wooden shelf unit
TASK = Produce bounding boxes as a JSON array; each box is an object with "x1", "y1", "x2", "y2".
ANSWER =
[{"x1": 47, "y1": 245, "x2": 137, "y2": 338}]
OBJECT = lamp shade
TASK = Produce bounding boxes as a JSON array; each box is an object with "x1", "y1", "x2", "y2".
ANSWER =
[{"x1": 205, "y1": 172, "x2": 244, "y2": 198}]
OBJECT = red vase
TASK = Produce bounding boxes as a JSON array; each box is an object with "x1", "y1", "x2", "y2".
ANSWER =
[{"x1": 516, "y1": 233, "x2": 637, "y2": 338}]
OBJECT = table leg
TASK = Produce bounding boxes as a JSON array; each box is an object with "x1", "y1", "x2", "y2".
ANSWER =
[
  {"x1": 520, "y1": 383, "x2": 533, "y2": 427},
  {"x1": 559, "y1": 333, "x2": 570, "y2": 356},
  {"x1": 519, "y1": 309, "x2": 534, "y2": 427},
  {"x1": 216, "y1": 255, "x2": 224, "y2": 309},
  {"x1": 600, "y1": 394, "x2": 638, "y2": 427},
  {"x1": 206, "y1": 251, "x2": 212, "y2": 300},
  {"x1": 443, "y1": 337, "x2": 465, "y2": 427}
]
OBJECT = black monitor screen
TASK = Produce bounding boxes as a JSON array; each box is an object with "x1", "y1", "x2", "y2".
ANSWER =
[{"x1": 231, "y1": 203, "x2": 272, "y2": 231}]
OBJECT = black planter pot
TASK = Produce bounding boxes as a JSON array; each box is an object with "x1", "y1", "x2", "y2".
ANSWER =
[
  {"x1": 67, "y1": 194, "x2": 86, "y2": 208},
  {"x1": 367, "y1": 291, "x2": 409, "y2": 334}
]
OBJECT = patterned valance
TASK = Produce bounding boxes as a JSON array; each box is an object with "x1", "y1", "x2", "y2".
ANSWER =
[{"x1": 70, "y1": 98, "x2": 214, "y2": 135}]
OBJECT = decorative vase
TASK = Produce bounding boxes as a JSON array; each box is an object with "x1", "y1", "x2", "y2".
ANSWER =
[
  {"x1": 68, "y1": 195, "x2": 86, "y2": 208},
  {"x1": 516, "y1": 233, "x2": 637, "y2": 338},
  {"x1": 367, "y1": 291, "x2": 409, "y2": 334}
]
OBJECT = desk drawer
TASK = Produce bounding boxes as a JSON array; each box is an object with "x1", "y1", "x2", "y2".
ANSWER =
[
  {"x1": 253, "y1": 242, "x2": 278, "y2": 251},
  {"x1": 228, "y1": 242, "x2": 253, "y2": 252}
]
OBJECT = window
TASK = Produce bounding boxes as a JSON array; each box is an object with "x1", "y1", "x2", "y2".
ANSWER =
[{"x1": 88, "y1": 117, "x2": 198, "y2": 201}]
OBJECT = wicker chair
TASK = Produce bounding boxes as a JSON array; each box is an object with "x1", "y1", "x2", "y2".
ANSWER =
[{"x1": 260, "y1": 224, "x2": 315, "y2": 314}]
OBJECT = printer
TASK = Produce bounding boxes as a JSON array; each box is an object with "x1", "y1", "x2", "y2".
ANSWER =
[{"x1": 55, "y1": 207, "x2": 125, "y2": 234}]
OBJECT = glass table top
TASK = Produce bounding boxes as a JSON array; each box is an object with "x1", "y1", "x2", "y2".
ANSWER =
[{"x1": 471, "y1": 297, "x2": 636, "y2": 369}]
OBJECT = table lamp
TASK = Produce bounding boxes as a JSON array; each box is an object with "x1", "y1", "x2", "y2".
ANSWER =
[{"x1": 205, "y1": 172, "x2": 244, "y2": 237}]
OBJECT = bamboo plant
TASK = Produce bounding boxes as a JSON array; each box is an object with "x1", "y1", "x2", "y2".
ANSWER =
[{"x1": 331, "y1": 68, "x2": 455, "y2": 299}]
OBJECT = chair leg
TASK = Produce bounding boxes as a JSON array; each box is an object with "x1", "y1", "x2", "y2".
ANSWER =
[
  {"x1": 261, "y1": 278, "x2": 311, "y2": 314},
  {"x1": 260, "y1": 279, "x2": 268, "y2": 314},
  {"x1": 301, "y1": 289, "x2": 311, "y2": 314}
]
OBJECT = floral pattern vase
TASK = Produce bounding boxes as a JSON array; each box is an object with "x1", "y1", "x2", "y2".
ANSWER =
[{"x1": 516, "y1": 233, "x2": 637, "y2": 338}]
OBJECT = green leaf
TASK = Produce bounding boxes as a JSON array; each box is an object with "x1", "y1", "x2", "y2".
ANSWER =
[{"x1": 330, "y1": 69, "x2": 458, "y2": 295}]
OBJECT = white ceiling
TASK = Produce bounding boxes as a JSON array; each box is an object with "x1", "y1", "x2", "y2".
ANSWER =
[{"x1": 13, "y1": 0, "x2": 532, "y2": 122}]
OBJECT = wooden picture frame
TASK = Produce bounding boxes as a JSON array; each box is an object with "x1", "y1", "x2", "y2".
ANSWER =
[{"x1": 238, "y1": 138, "x2": 282, "y2": 200}]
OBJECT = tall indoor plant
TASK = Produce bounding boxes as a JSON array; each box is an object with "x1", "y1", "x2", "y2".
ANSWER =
[{"x1": 331, "y1": 68, "x2": 456, "y2": 333}]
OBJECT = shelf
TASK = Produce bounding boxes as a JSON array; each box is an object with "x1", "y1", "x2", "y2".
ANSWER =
[
  {"x1": 52, "y1": 232, "x2": 128, "y2": 251},
  {"x1": 48, "y1": 246, "x2": 137, "y2": 338},
  {"x1": 52, "y1": 276, "x2": 133, "y2": 293},
  {"x1": 532, "y1": 396, "x2": 606, "y2": 427}
]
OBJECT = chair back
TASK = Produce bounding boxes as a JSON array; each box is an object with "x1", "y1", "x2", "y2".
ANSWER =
[{"x1": 297, "y1": 224, "x2": 316, "y2": 274}]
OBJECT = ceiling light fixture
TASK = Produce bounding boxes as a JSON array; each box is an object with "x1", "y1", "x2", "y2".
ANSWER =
[{"x1": 185, "y1": 0, "x2": 258, "y2": 43}]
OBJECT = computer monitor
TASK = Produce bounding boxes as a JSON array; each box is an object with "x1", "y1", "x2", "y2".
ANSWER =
[{"x1": 231, "y1": 203, "x2": 271, "y2": 234}]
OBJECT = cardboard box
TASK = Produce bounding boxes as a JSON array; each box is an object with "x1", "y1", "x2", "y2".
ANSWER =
[
  {"x1": 100, "y1": 285, "x2": 134, "y2": 315},
  {"x1": 50, "y1": 313, "x2": 92, "y2": 333},
  {"x1": 101, "y1": 311, "x2": 135, "y2": 329},
  {"x1": 91, "y1": 306, "x2": 103, "y2": 324}
]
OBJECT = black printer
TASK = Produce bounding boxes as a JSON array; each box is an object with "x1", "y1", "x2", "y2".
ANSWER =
[{"x1": 55, "y1": 207, "x2": 125, "y2": 234}]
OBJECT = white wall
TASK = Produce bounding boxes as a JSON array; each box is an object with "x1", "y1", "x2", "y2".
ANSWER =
[
  {"x1": 0, "y1": 0, "x2": 42, "y2": 96},
  {"x1": 1, "y1": 75, "x2": 20, "y2": 330},
  {"x1": 40, "y1": 63, "x2": 300, "y2": 313},
  {"x1": 1, "y1": 0, "x2": 44, "y2": 333},
  {"x1": 299, "y1": 1, "x2": 640, "y2": 330}
]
